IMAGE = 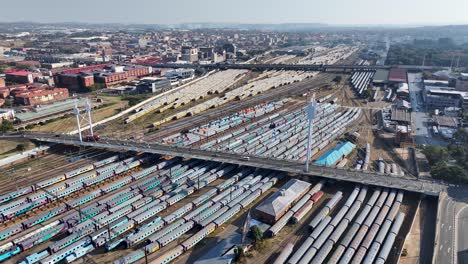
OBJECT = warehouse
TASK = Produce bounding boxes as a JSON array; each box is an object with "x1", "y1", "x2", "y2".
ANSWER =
[
  {"x1": 372, "y1": 69, "x2": 389, "y2": 86},
  {"x1": 255, "y1": 179, "x2": 311, "y2": 224},
  {"x1": 315, "y1": 141, "x2": 356, "y2": 167},
  {"x1": 388, "y1": 68, "x2": 407, "y2": 84}
]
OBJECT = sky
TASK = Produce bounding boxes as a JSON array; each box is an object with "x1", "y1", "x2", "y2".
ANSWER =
[{"x1": 2, "y1": 0, "x2": 468, "y2": 26}]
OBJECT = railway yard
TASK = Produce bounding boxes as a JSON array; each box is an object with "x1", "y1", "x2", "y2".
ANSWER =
[{"x1": 0, "y1": 47, "x2": 444, "y2": 264}]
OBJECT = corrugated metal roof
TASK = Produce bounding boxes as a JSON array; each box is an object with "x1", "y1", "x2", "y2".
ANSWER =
[
  {"x1": 373, "y1": 69, "x2": 389, "y2": 83},
  {"x1": 255, "y1": 179, "x2": 310, "y2": 217},
  {"x1": 315, "y1": 141, "x2": 356, "y2": 167},
  {"x1": 389, "y1": 68, "x2": 407, "y2": 83}
]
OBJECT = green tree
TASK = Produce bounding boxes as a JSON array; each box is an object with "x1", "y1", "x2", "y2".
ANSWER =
[
  {"x1": 233, "y1": 246, "x2": 245, "y2": 263},
  {"x1": 453, "y1": 128, "x2": 468, "y2": 145},
  {"x1": 250, "y1": 225, "x2": 263, "y2": 243},
  {"x1": 423, "y1": 146, "x2": 448, "y2": 165},
  {"x1": 431, "y1": 162, "x2": 468, "y2": 184},
  {"x1": 0, "y1": 120, "x2": 13, "y2": 133},
  {"x1": 16, "y1": 144, "x2": 26, "y2": 152},
  {"x1": 333, "y1": 75, "x2": 343, "y2": 83},
  {"x1": 2, "y1": 100, "x2": 12, "y2": 107}
]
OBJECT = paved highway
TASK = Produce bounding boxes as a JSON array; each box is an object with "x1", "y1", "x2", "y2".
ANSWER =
[
  {"x1": 22, "y1": 132, "x2": 445, "y2": 196},
  {"x1": 458, "y1": 205, "x2": 468, "y2": 264}
]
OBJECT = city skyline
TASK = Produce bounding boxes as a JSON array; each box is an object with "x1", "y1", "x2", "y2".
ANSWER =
[{"x1": 1, "y1": 0, "x2": 468, "y2": 26}]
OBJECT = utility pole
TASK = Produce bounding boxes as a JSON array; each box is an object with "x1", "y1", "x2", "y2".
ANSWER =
[
  {"x1": 305, "y1": 94, "x2": 317, "y2": 172},
  {"x1": 86, "y1": 99, "x2": 94, "y2": 136},
  {"x1": 74, "y1": 105, "x2": 83, "y2": 143}
]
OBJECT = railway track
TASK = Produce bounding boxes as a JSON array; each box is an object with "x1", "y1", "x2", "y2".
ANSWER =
[{"x1": 143, "y1": 73, "x2": 334, "y2": 141}]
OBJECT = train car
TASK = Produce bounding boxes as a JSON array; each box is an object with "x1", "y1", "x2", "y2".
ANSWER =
[
  {"x1": 0, "y1": 242, "x2": 14, "y2": 254},
  {"x1": 19, "y1": 223, "x2": 67, "y2": 251},
  {"x1": 55, "y1": 184, "x2": 84, "y2": 199},
  {"x1": 41, "y1": 237, "x2": 92, "y2": 264},
  {"x1": 125, "y1": 218, "x2": 164, "y2": 248},
  {"x1": 19, "y1": 250, "x2": 50, "y2": 264},
  {"x1": 65, "y1": 171, "x2": 98, "y2": 188},
  {"x1": 36, "y1": 175, "x2": 67, "y2": 190},
  {"x1": 0, "y1": 197, "x2": 28, "y2": 215},
  {"x1": 0, "y1": 186, "x2": 34, "y2": 205},
  {"x1": 68, "y1": 190, "x2": 101, "y2": 208},
  {"x1": 113, "y1": 249, "x2": 145, "y2": 264},
  {"x1": 2, "y1": 199, "x2": 45, "y2": 220},
  {"x1": 0, "y1": 245, "x2": 20, "y2": 262},
  {"x1": 149, "y1": 245, "x2": 184, "y2": 264},
  {"x1": 0, "y1": 224, "x2": 23, "y2": 242},
  {"x1": 93, "y1": 155, "x2": 120, "y2": 168},
  {"x1": 49, "y1": 227, "x2": 93, "y2": 253},
  {"x1": 105, "y1": 237, "x2": 125, "y2": 251},
  {"x1": 64, "y1": 164, "x2": 95, "y2": 179},
  {"x1": 181, "y1": 222, "x2": 216, "y2": 251},
  {"x1": 157, "y1": 221, "x2": 195, "y2": 247},
  {"x1": 22, "y1": 205, "x2": 68, "y2": 229},
  {"x1": 64, "y1": 244, "x2": 94, "y2": 263}
]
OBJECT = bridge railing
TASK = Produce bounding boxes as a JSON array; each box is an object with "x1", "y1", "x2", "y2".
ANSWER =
[{"x1": 23, "y1": 132, "x2": 445, "y2": 195}]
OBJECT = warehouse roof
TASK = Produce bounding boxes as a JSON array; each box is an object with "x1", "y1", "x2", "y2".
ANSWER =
[
  {"x1": 255, "y1": 179, "x2": 310, "y2": 218},
  {"x1": 391, "y1": 105, "x2": 412, "y2": 123},
  {"x1": 373, "y1": 69, "x2": 389, "y2": 83},
  {"x1": 434, "y1": 116, "x2": 459, "y2": 128},
  {"x1": 315, "y1": 141, "x2": 356, "y2": 166},
  {"x1": 389, "y1": 68, "x2": 407, "y2": 83}
]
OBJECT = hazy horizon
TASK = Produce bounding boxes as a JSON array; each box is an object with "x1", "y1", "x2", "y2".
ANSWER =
[{"x1": 1, "y1": 0, "x2": 468, "y2": 26}]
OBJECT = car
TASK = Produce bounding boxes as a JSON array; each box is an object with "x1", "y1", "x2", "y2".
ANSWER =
[{"x1": 241, "y1": 156, "x2": 250, "y2": 161}]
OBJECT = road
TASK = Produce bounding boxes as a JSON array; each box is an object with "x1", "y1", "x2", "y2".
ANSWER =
[
  {"x1": 148, "y1": 62, "x2": 448, "y2": 72},
  {"x1": 458, "y1": 205, "x2": 468, "y2": 264},
  {"x1": 433, "y1": 187, "x2": 468, "y2": 264},
  {"x1": 407, "y1": 72, "x2": 447, "y2": 146},
  {"x1": 20, "y1": 132, "x2": 446, "y2": 196}
]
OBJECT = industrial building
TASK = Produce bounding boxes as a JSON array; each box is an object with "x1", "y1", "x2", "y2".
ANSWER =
[
  {"x1": 5, "y1": 71, "x2": 36, "y2": 84},
  {"x1": 456, "y1": 73, "x2": 468, "y2": 91},
  {"x1": 388, "y1": 68, "x2": 407, "y2": 84},
  {"x1": 255, "y1": 179, "x2": 311, "y2": 224},
  {"x1": 14, "y1": 88, "x2": 69, "y2": 106},
  {"x1": 424, "y1": 86, "x2": 468, "y2": 110},
  {"x1": 372, "y1": 69, "x2": 389, "y2": 85},
  {"x1": 165, "y1": 69, "x2": 195, "y2": 80},
  {"x1": 136, "y1": 79, "x2": 172, "y2": 94},
  {"x1": 315, "y1": 141, "x2": 356, "y2": 167}
]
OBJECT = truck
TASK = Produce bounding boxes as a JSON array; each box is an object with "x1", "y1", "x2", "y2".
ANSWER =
[{"x1": 84, "y1": 134, "x2": 100, "y2": 142}]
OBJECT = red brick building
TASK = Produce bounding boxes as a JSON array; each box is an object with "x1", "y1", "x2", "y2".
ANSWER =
[
  {"x1": 94, "y1": 66, "x2": 152, "y2": 88},
  {"x1": 5, "y1": 71, "x2": 34, "y2": 84},
  {"x1": 14, "y1": 88, "x2": 69, "y2": 106},
  {"x1": 56, "y1": 73, "x2": 95, "y2": 91}
]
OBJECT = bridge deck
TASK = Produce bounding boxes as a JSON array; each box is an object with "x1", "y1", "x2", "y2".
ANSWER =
[{"x1": 24, "y1": 133, "x2": 444, "y2": 196}]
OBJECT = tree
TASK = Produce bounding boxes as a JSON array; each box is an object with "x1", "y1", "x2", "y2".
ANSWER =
[
  {"x1": 453, "y1": 128, "x2": 468, "y2": 145},
  {"x1": 423, "y1": 146, "x2": 448, "y2": 165},
  {"x1": 250, "y1": 225, "x2": 263, "y2": 243},
  {"x1": 362, "y1": 89, "x2": 371, "y2": 99},
  {"x1": 2, "y1": 100, "x2": 12, "y2": 107},
  {"x1": 16, "y1": 144, "x2": 26, "y2": 152},
  {"x1": 431, "y1": 162, "x2": 468, "y2": 184},
  {"x1": 0, "y1": 120, "x2": 13, "y2": 133},
  {"x1": 333, "y1": 75, "x2": 343, "y2": 84},
  {"x1": 233, "y1": 246, "x2": 245, "y2": 262}
]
